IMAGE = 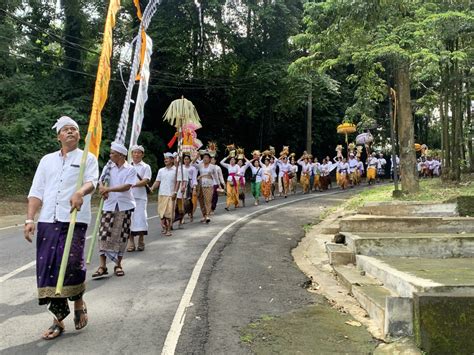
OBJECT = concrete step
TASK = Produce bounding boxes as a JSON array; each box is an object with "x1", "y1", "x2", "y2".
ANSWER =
[
  {"x1": 319, "y1": 226, "x2": 340, "y2": 234},
  {"x1": 351, "y1": 284, "x2": 413, "y2": 338},
  {"x1": 333, "y1": 264, "x2": 382, "y2": 292},
  {"x1": 355, "y1": 255, "x2": 474, "y2": 297},
  {"x1": 358, "y1": 202, "x2": 458, "y2": 217},
  {"x1": 342, "y1": 232, "x2": 474, "y2": 258},
  {"x1": 352, "y1": 285, "x2": 389, "y2": 334},
  {"x1": 340, "y1": 215, "x2": 474, "y2": 234},
  {"x1": 325, "y1": 243, "x2": 355, "y2": 265},
  {"x1": 332, "y1": 265, "x2": 412, "y2": 338}
]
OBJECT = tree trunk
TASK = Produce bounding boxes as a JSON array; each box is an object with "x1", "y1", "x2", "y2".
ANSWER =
[
  {"x1": 394, "y1": 63, "x2": 419, "y2": 193},
  {"x1": 466, "y1": 71, "x2": 473, "y2": 172},
  {"x1": 61, "y1": 0, "x2": 83, "y2": 74},
  {"x1": 452, "y1": 56, "x2": 461, "y2": 182}
]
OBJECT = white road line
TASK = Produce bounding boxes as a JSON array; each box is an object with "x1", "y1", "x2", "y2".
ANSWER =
[
  {"x1": 0, "y1": 199, "x2": 230, "y2": 282},
  {"x1": 0, "y1": 260, "x2": 36, "y2": 283},
  {"x1": 0, "y1": 224, "x2": 23, "y2": 231},
  {"x1": 161, "y1": 190, "x2": 343, "y2": 355},
  {"x1": 0, "y1": 213, "x2": 160, "y2": 283},
  {"x1": 0, "y1": 201, "x2": 227, "y2": 231}
]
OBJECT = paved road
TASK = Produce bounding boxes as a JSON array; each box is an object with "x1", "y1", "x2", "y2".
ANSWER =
[{"x1": 0, "y1": 187, "x2": 364, "y2": 354}]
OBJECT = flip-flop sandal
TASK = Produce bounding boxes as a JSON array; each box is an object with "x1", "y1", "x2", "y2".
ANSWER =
[
  {"x1": 74, "y1": 303, "x2": 88, "y2": 330},
  {"x1": 164, "y1": 232, "x2": 172, "y2": 237},
  {"x1": 92, "y1": 266, "x2": 108, "y2": 279},
  {"x1": 42, "y1": 323, "x2": 64, "y2": 340},
  {"x1": 127, "y1": 245, "x2": 136, "y2": 252},
  {"x1": 114, "y1": 266, "x2": 125, "y2": 277},
  {"x1": 137, "y1": 243, "x2": 145, "y2": 251}
]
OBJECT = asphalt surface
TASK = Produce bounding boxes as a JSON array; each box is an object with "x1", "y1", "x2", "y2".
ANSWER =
[{"x1": 0, "y1": 187, "x2": 364, "y2": 354}]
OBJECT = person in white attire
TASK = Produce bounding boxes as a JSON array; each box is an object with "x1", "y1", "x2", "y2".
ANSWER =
[{"x1": 128, "y1": 145, "x2": 151, "y2": 252}]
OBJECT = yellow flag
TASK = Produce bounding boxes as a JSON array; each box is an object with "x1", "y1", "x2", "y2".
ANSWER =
[
  {"x1": 133, "y1": 0, "x2": 146, "y2": 81},
  {"x1": 87, "y1": 0, "x2": 121, "y2": 157}
]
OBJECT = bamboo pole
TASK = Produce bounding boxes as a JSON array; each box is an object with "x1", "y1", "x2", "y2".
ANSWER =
[
  {"x1": 86, "y1": 195, "x2": 105, "y2": 264},
  {"x1": 55, "y1": 132, "x2": 92, "y2": 295}
]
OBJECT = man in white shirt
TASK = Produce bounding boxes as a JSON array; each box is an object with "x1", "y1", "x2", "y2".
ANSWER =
[
  {"x1": 377, "y1": 153, "x2": 387, "y2": 182},
  {"x1": 348, "y1": 153, "x2": 359, "y2": 187},
  {"x1": 367, "y1": 153, "x2": 378, "y2": 185},
  {"x1": 151, "y1": 152, "x2": 178, "y2": 236},
  {"x1": 128, "y1": 145, "x2": 152, "y2": 252},
  {"x1": 93, "y1": 142, "x2": 136, "y2": 279},
  {"x1": 25, "y1": 116, "x2": 98, "y2": 339}
]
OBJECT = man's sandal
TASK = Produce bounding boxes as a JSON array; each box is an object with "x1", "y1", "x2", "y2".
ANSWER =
[
  {"x1": 92, "y1": 266, "x2": 108, "y2": 279},
  {"x1": 74, "y1": 303, "x2": 88, "y2": 330},
  {"x1": 137, "y1": 243, "x2": 145, "y2": 251},
  {"x1": 127, "y1": 245, "x2": 136, "y2": 252},
  {"x1": 114, "y1": 266, "x2": 125, "y2": 277},
  {"x1": 42, "y1": 322, "x2": 64, "y2": 340}
]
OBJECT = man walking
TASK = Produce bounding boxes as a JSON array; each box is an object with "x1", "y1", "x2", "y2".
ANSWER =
[
  {"x1": 93, "y1": 142, "x2": 136, "y2": 278},
  {"x1": 25, "y1": 116, "x2": 99, "y2": 339},
  {"x1": 128, "y1": 145, "x2": 152, "y2": 252},
  {"x1": 151, "y1": 153, "x2": 178, "y2": 236}
]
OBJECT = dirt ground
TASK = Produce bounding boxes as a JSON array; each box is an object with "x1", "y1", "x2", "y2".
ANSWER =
[
  {"x1": 0, "y1": 196, "x2": 27, "y2": 216},
  {"x1": 241, "y1": 303, "x2": 378, "y2": 354},
  {"x1": 0, "y1": 194, "x2": 104, "y2": 217}
]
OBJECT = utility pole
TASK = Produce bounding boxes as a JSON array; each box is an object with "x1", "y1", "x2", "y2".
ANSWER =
[{"x1": 306, "y1": 87, "x2": 312, "y2": 154}]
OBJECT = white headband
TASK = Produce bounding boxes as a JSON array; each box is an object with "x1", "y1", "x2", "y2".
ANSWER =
[
  {"x1": 131, "y1": 144, "x2": 144, "y2": 153},
  {"x1": 111, "y1": 141, "x2": 128, "y2": 156},
  {"x1": 164, "y1": 152, "x2": 173, "y2": 158},
  {"x1": 52, "y1": 116, "x2": 79, "y2": 133}
]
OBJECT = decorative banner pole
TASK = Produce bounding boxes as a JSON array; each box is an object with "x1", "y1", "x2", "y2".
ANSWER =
[
  {"x1": 163, "y1": 97, "x2": 201, "y2": 223},
  {"x1": 56, "y1": 0, "x2": 121, "y2": 295},
  {"x1": 87, "y1": 0, "x2": 158, "y2": 263}
]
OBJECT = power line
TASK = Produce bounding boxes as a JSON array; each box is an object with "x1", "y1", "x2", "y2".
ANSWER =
[{"x1": 1, "y1": 7, "x2": 288, "y2": 86}]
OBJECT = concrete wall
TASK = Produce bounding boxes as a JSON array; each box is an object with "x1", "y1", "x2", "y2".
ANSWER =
[{"x1": 413, "y1": 293, "x2": 474, "y2": 354}]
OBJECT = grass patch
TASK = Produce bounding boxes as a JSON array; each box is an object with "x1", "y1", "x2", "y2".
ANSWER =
[
  {"x1": 302, "y1": 223, "x2": 313, "y2": 233},
  {"x1": 240, "y1": 333, "x2": 255, "y2": 344},
  {"x1": 340, "y1": 178, "x2": 473, "y2": 213}
]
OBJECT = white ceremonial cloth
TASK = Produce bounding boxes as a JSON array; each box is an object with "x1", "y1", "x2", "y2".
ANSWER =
[{"x1": 131, "y1": 198, "x2": 148, "y2": 232}]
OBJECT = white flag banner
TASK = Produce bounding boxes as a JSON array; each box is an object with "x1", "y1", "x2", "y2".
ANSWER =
[{"x1": 129, "y1": 33, "x2": 153, "y2": 149}]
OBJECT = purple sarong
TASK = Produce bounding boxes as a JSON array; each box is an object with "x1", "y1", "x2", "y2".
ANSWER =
[{"x1": 36, "y1": 222, "x2": 87, "y2": 304}]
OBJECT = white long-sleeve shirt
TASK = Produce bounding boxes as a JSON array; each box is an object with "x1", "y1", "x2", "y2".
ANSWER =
[
  {"x1": 194, "y1": 162, "x2": 218, "y2": 187},
  {"x1": 276, "y1": 159, "x2": 292, "y2": 177},
  {"x1": 297, "y1": 159, "x2": 312, "y2": 174},
  {"x1": 220, "y1": 159, "x2": 240, "y2": 182},
  {"x1": 28, "y1": 148, "x2": 99, "y2": 224}
]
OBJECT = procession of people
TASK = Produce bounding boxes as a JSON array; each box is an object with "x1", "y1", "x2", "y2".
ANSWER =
[{"x1": 24, "y1": 115, "x2": 437, "y2": 341}]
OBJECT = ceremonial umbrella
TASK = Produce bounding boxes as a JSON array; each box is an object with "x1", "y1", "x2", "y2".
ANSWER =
[{"x1": 337, "y1": 122, "x2": 357, "y2": 158}]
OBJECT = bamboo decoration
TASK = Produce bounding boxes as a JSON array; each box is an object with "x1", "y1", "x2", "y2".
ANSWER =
[
  {"x1": 163, "y1": 97, "x2": 201, "y2": 128},
  {"x1": 163, "y1": 97, "x2": 201, "y2": 222}
]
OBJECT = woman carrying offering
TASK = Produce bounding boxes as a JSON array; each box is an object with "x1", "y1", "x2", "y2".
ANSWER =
[
  {"x1": 220, "y1": 155, "x2": 240, "y2": 211},
  {"x1": 194, "y1": 152, "x2": 219, "y2": 223},
  {"x1": 248, "y1": 158, "x2": 264, "y2": 205}
]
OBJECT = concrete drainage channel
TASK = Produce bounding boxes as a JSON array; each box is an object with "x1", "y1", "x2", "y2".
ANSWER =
[{"x1": 296, "y1": 198, "x2": 474, "y2": 354}]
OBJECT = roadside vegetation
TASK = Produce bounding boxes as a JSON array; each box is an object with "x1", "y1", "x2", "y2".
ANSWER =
[{"x1": 321, "y1": 177, "x2": 473, "y2": 219}]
